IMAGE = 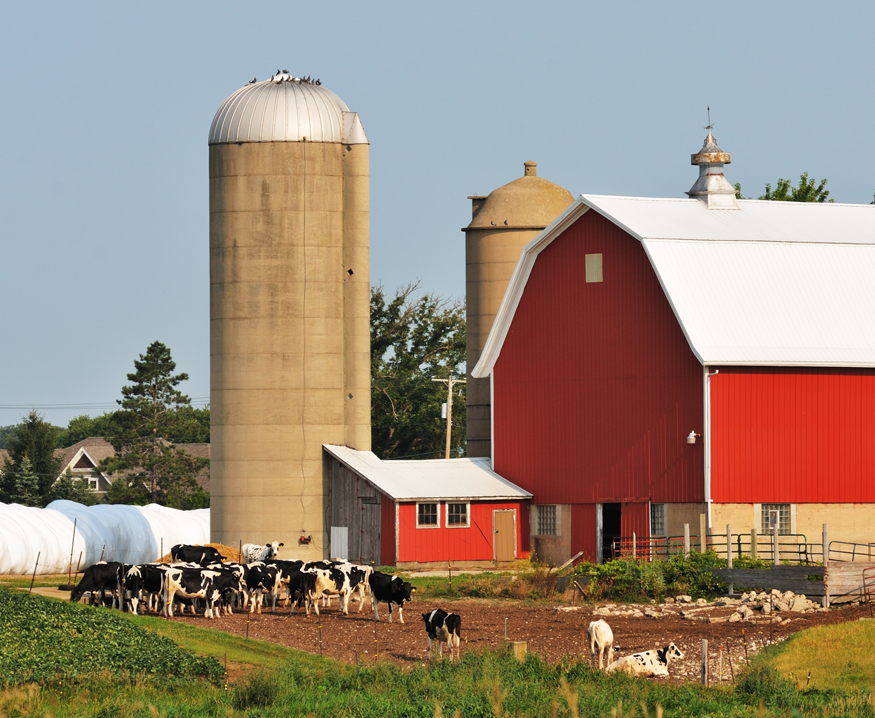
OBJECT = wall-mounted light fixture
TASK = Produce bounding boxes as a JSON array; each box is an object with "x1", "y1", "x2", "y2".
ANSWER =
[
  {"x1": 298, "y1": 535, "x2": 312, "y2": 545},
  {"x1": 686, "y1": 431, "x2": 703, "y2": 445}
]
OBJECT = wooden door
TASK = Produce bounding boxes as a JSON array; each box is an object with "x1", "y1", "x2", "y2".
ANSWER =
[
  {"x1": 359, "y1": 503, "x2": 381, "y2": 565},
  {"x1": 494, "y1": 510, "x2": 516, "y2": 562}
]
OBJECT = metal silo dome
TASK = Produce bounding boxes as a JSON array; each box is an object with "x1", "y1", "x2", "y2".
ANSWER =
[{"x1": 209, "y1": 73, "x2": 368, "y2": 144}]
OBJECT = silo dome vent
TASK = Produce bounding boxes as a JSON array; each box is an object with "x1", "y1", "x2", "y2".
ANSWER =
[
  {"x1": 685, "y1": 128, "x2": 738, "y2": 210},
  {"x1": 209, "y1": 73, "x2": 366, "y2": 145}
]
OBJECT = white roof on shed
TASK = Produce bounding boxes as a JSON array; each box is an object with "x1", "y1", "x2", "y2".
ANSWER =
[
  {"x1": 322, "y1": 445, "x2": 532, "y2": 502},
  {"x1": 473, "y1": 195, "x2": 875, "y2": 375}
]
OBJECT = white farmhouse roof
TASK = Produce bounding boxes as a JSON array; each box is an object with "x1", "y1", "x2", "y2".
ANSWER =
[
  {"x1": 322, "y1": 445, "x2": 532, "y2": 502},
  {"x1": 473, "y1": 195, "x2": 875, "y2": 375}
]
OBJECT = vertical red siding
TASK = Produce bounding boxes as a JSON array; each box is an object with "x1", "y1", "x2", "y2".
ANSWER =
[
  {"x1": 493, "y1": 210, "x2": 704, "y2": 505},
  {"x1": 711, "y1": 366, "x2": 875, "y2": 503},
  {"x1": 380, "y1": 495, "x2": 396, "y2": 566},
  {"x1": 622, "y1": 502, "x2": 650, "y2": 557},
  {"x1": 570, "y1": 504, "x2": 598, "y2": 562},
  {"x1": 396, "y1": 501, "x2": 525, "y2": 563}
]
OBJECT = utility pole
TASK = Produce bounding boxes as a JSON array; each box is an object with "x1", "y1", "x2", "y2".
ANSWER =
[{"x1": 432, "y1": 375, "x2": 466, "y2": 459}]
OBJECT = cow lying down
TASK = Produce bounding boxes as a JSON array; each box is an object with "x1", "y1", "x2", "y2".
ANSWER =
[{"x1": 606, "y1": 642, "x2": 684, "y2": 677}]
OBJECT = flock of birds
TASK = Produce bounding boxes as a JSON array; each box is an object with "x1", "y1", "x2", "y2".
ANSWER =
[{"x1": 247, "y1": 70, "x2": 322, "y2": 86}]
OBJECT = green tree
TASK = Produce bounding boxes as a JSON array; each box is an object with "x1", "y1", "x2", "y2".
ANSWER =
[
  {"x1": 736, "y1": 173, "x2": 833, "y2": 202},
  {"x1": 371, "y1": 284, "x2": 466, "y2": 460},
  {"x1": 55, "y1": 412, "x2": 122, "y2": 448},
  {"x1": 168, "y1": 405, "x2": 211, "y2": 444},
  {"x1": 0, "y1": 410, "x2": 63, "y2": 504},
  {"x1": 0, "y1": 425, "x2": 17, "y2": 450},
  {"x1": 7, "y1": 456, "x2": 41, "y2": 506},
  {"x1": 98, "y1": 342, "x2": 209, "y2": 507},
  {"x1": 48, "y1": 469, "x2": 102, "y2": 506}
]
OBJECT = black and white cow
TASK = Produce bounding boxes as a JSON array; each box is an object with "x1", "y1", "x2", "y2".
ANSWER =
[
  {"x1": 422, "y1": 609, "x2": 461, "y2": 660},
  {"x1": 606, "y1": 642, "x2": 685, "y2": 677},
  {"x1": 70, "y1": 561, "x2": 123, "y2": 607},
  {"x1": 307, "y1": 564, "x2": 369, "y2": 616},
  {"x1": 170, "y1": 544, "x2": 226, "y2": 566},
  {"x1": 244, "y1": 563, "x2": 282, "y2": 614},
  {"x1": 240, "y1": 541, "x2": 284, "y2": 563},
  {"x1": 282, "y1": 570, "x2": 318, "y2": 615},
  {"x1": 163, "y1": 567, "x2": 240, "y2": 619},
  {"x1": 369, "y1": 572, "x2": 415, "y2": 623},
  {"x1": 122, "y1": 563, "x2": 167, "y2": 615}
]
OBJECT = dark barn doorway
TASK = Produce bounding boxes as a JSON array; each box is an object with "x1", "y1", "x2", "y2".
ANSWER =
[{"x1": 602, "y1": 503, "x2": 621, "y2": 562}]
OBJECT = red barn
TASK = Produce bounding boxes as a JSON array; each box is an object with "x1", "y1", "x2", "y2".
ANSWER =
[
  {"x1": 472, "y1": 134, "x2": 875, "y2": 563},
  {"x1": 324, "y1": 445, "x2": 530, "y2": 567}
]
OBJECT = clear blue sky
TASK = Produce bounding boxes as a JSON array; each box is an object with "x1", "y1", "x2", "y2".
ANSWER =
[{"x1": 2, "y1": 1, "x2": 872, "y2": 427}]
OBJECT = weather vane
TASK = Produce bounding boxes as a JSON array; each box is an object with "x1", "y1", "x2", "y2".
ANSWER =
[{"x1": 704, "y1": 106, "x2": 714, "y2": 131}]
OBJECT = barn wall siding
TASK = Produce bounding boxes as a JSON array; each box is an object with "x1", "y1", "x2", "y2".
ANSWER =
[
  {"x1": 711, "y1": 367, "x2": 875, "y2": 503},
  {"x1": 570, "y1": 504, "x2": 598, "y2": 563},
  {"x1": 396, "y1": 501, "x2": 524, "y2": 563},
  {"x1": 381, "y1": 495, "x2": 395, "y2": 566},
  {"x1": 493, "y1": 210, "x2": 704, "y2": 506}
]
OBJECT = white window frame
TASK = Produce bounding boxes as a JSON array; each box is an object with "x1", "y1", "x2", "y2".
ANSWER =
[
  {"x1": 445, "y1": 502, "x2": 470, "y2": 529},
  {"x1": 416, "y1": 502, "x2": 440, "y2": 529}
]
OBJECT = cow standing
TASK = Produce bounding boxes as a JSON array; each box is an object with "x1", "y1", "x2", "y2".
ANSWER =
[
  {"x1": 240, "y1": 541, "x2": 284, "y2": 563},
  {"x1": 170, "y1": 544, "x2": 226, "y2": 566},
  {"x1": 422, "y1": 609, "x2": 461, "y2": 661},
  {"x1": 369, "y1": 572, "x2": 415, "y2": 623},
  {"x1": 70, "y1": 562, "x2": 123, "y2": 607},
  {"x1": 587, "y1": 619, "x2": 614, "y2": 669}
]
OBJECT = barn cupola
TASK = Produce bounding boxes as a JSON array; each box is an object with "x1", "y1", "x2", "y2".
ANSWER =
[{"x1": 686, "y1": 130, "x2": 738, "y2": 209}]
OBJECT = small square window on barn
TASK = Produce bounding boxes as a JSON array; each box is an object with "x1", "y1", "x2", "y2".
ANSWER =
[
  {"x1": 536, "y1": 505, "x2": 558, "y2": 536},
  {"x1": 650, "y1": 503, "x2": 666, "y2": 537},
  {"x1": 417, "y1": 502, "x2": 439, "y2": 528},
  {"x1": 585, "y1": 253, "x2": 603, "y2": 283},
  {"x1": 761, "y1": 504, "x2": 791, "y2": 535},
  {"x1": 447, "y1": 502, "x2": 469, "y2": 528}
]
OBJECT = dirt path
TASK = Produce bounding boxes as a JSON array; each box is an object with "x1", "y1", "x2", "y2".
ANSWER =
[{"x1": 163, "y1": 597, "x2": 873, "y2": 683}]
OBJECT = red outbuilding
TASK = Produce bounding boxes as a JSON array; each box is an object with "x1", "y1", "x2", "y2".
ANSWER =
[
  {"x1": 323, "y1": 444, "x2": 530, "y2": 567},
  {"x1": 472, "y1": 133, "x2": 875, "y2": 563}
]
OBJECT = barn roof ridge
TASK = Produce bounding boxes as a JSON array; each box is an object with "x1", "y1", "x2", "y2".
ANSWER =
[{"x1": 473, "y1": 194, "x2": 875, "y2": 375}]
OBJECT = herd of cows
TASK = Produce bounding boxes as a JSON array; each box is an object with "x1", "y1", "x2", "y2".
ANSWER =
[
  {"x1": 69, "y1": 542, "x2": 464, "y2": 660},
  {"x1": 68, "y1": 542, "x2": 683, "y2": 672}
]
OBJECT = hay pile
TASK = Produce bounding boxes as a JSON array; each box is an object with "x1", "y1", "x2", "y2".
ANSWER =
[{"x1": 156, "y1": 543, "x2": 242, "y2": 564}]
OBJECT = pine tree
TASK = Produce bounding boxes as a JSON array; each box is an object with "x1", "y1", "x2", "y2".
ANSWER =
[
  {"x1": 98, "y1": 341, "x2": 209, "y2": 506},
  {"x1": 9, "y1": 456, "x2": 41, "y2": 506},
  {"x1": 1, "y1": 410, "x2": 63, "y2": 504}
]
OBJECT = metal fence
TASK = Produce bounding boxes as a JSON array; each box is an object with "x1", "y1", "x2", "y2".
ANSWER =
[
  {"x1": 828, "y1": 540, "x2": 875, "y2": 563},
  {"x1": 611, "y1": 532, "x2": 814, "y2": 564}
]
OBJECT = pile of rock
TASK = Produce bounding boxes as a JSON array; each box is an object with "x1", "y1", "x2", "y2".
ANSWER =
[{"x1": 726, "y1": 589, "x2": 826, "y2": 622}]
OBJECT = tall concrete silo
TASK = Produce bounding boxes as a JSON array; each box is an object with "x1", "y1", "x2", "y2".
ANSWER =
[
  {"x1": 208, "y1": 72, "x2": 370, "y2": 558},
  {"x1": 464, "y1": 162, "x2": 573, "y2": 459}
]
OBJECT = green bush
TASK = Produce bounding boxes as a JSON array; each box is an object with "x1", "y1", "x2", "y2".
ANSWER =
[
  {"x1": 232, "y1": 670, "x2": 280, "y2": 710},
  {"x1": 0, "y1": 588, "x2": 222, "y2": 685},
  {"x1": 577, "y1": 552, "x2": 727, "y2": 601},
  {"x1": 736, "y1": 662, "x2": 799, "y2": 707}
]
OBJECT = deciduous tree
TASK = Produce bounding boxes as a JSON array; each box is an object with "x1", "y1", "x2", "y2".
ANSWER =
[
  {"x1": 735, "y1": 173, "x2": 833, "y2": 202},
  {"x1": 371, "y1": 284, "x2": 466, "y2": 460},
  {"x1": 0, "y1": 410, "x2": 63, "y2": 504}
]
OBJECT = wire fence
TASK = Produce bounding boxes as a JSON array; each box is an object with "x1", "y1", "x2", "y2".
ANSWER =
[{"x1": 610, "y1": 533, "x2": 815, "y2": 564}]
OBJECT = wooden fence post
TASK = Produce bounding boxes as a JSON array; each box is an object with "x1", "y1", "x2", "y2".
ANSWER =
[
  {"x1": 699, "y1": 514, "x2": 707, "y2": 553},
  {"x1": 823, "y1": 523, "x2": 830, "y2": 608},
  {"x1": 822, "y1": 524, "x2": 829, "y2": 565},
  {"x1": 773, "y1": 524, "x2": 780, "y2": 566},
  {"x1": 726, "y1": 524, "x2": 734, "y2": 595},
  {"x1": 632, "y1": 532, "x2": 636, "y2": 559},
  {"x1": 701, "y1": 639, "x2": 709, "y2": 685},
  {"x1": 751, "y1": 528, "x2": 758, "y2": 560},
  {"x1": 684, "y1": 524, "x2": 690, "y2": 558}
]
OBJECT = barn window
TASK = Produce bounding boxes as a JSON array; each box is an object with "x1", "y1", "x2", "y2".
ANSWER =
[
  {"x1": 761, "y1": 504, "x2": 791, "y2": 535},
  {"x1": 417, "y1": 503, "x2": 439, "y2": 528},
  {"x1": 536, "y1": 505, "x2": 558, "y2": 536},
  {"x1": 650, "y1": 503, "x2": 666, "y2": 536},
  {"x1": 447, "y1": 502, "x2": 469, "y2": 528},
  {"x1": 585, "y1": 253, "x2": 603, "y2": 283}
]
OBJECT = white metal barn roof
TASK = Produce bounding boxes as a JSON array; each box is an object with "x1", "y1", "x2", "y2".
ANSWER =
[
  {"x1": 209, "y1": 74, "x2": 368, "y2": 145},
  {"x1": 322, "y1": 445, "x2": 532, "y2": 502},
  {"x1": 473, "y1": 195, "x2": 875, "y2": 375}
]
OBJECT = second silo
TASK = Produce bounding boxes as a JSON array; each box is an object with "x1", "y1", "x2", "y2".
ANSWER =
[
  {"x1": 464, "y1": 162, "x2": 573, "y2": 458},
  {"x1": 208, "y1": 73, "x2": 370, "y2": 558}
]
